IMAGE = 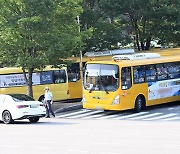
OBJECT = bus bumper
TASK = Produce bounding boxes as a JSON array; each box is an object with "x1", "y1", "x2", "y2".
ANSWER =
[{"x1": 83, "y1": 102, "x2": 122, "y2": 111}]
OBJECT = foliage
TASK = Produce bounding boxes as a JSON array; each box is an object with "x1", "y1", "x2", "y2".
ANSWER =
[
  {"x1": 80, "y1": 0, "x2": 130, "y2": 53},
  {"x1": 100, "y1": 0, "x2": 180, "y2": 50},
  {"x1": 0, "y1": 0, "x2": 84, "y2": 97}
]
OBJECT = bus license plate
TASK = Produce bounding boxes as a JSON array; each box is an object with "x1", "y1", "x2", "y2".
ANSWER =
[{"x1": 95, "y1": 106, "x2": 103, "y2": 111}]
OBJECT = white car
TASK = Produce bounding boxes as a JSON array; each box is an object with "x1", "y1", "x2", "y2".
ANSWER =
[{"x1": 0, "y1": 94, "x2": 46, "y2": 124}]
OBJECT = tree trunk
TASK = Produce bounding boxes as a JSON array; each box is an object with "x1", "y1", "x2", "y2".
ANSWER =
[
  {"x1": 135, "y1": 34, "x2": 141, "y2": 51},
  {"x1": 27, "y1": 68, "x2": 33, "y2": 98},
  {"x1": 145, "y1": 37, "x2": 151, "y2": 50},
  {"x1": 22, "y1": 68, "x2": 34, "y2": 98},
  {"x1": 140, "y1": 41, "x2": 145, "y2": 50}
]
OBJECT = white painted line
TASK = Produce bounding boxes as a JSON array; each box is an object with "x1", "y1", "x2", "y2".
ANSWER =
[
  {"x1": 129, "y1": 113, "x2": 163, "y2": 120},
  {"x1": 83, "y1": 113, "x2": 105, "y2": 119},
  {"x1": 97, "y1": 114, "x2": 119, "y2": 120},
  {"x1": 56, "y1": 109, "x2": 90, "y2": 118},
  {"x1": 69, "y1": 110, "x2": 104, "y2": 118},
  {"x1": 163, "y1": 116, "x2": 180, "y2": 121},
  {"x1": 168, "y1": 108, "x2": 175, "y2": 110},
  {"x1": 113, "y1": 112, "x2": 148, "y2": 120},
  {"x1": 96, "y1": 112, "x2": 123, "y2": 120},
  {"x1": 143, "y1": 113, "x2": 177, "y2": 121}
]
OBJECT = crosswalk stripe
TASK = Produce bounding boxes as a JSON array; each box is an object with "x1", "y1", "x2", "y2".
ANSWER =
[
  {"x1": 168, "y1": 108, "x2": 175, "y2": 110},
  {"x1": 82, "y1": 111, "x2": 119, "y2": 119},
  {"x1": 83, "y1": 113, "x2": 105, "y2": 119},
  {"x1": 113, "y1": 112, "x2": 148, "y2": 120},
  {"x1": 69, "y1": 110, "x2": 104, "y2": 119},
  {"x1": 143, "y1": 113, "x2": 177, "y2": 121},
  {"x1": 96, "y1": 114, "x2": 121, "y2": 120},
  {"x1": 56, "y1": 109, "x2": 90, "y2": 118},
  {"x1": 129, "y1": 113, "x2": 163, "y2": 120},
  {"x1": 163, "y1": 116, "x2": 180, "y2": 121},
  {"x1": 56, "y1": 109, "x2": 180, "y2": 122},
  {"x1": 95, "y1": 111, "x2": 122, "y2": 120}
]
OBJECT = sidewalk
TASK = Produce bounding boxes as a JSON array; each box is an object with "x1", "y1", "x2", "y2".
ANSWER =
[{"x1": 52, "y1": 101, "x2": 82, "y2": 114}]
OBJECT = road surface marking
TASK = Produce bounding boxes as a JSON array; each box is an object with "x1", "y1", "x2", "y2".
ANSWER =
[
  {"x1": 69, "y1": 110, "x2": 104, "y2": 118},
  {"x1": 163, "y1": 116, "x2": 180, "y2": 121},
  {"x1": 96, "y1": 112, "x2": 125, "y2": 120},
  {"x1": 56, "y1": 109, "x2": 90, "y2": 118},
  {"x1": 143, "y1": 113, "x2": 177, "y2": 120},
  {"x1": 113, "y1": 112, "x2": 148, "y2": 120},
  {"x1": 129, "y1": 113, "x2": 163, "y2": 120}
]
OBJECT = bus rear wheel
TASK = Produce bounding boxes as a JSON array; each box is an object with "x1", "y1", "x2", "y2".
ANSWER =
[{"x1": 134, "y1": 96, "x2": 144, "y2": 113}]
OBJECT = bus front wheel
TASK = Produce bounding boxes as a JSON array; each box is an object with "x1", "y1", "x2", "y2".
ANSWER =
[{"x1": 134, "y1": 96, "x2": 144, "y2": 113}]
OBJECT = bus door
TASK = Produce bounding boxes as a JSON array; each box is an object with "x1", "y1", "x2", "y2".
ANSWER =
[
  {"x1": 67, "y1": 62, "x2": 82, "y2": 99},
  {"x1": 120, "y1": 67, "x2": 134, "y2": 109}
]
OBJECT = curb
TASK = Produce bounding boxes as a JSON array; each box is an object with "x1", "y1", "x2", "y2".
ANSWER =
[{"x1": 54, "y1": 104, "x2": 83, "y2": 113}]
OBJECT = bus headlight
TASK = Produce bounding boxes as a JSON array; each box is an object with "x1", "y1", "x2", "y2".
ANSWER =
[{"x1": 112, "y1": 95, "x2": 120, "y2": 105}]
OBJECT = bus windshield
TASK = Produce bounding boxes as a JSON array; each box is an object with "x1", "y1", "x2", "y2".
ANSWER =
[{"x1": 84, "y1": 64, "x2": 119, "y2": 92}]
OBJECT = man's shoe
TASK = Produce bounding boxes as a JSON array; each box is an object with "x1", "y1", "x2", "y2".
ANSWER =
[{"x1": 45, "y1": 116, "x2": 50, "y2": 118}]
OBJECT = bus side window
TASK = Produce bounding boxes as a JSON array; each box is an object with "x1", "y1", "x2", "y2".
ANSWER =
[
  {"x1": 53, "y1": 70, "x2": 67, "y2": 84},
  {"x1": 167, "y1": 62, "x2": 180, "y2": 79},
  {"x1": 156, "y1": 64, "x2": 168, "y2": 80},
  {"x1": 145, "y1": 65, "x2": 156, "y2": 82},
  {"x1": 133, "y1": 66, "x2": 145, "y2": 83},
  {"x1": 121, "y1": 67, "x2": 132, "y2": 90},
  {"x1": 67, "y1": 63, "x2": 80, "y2": 82}
]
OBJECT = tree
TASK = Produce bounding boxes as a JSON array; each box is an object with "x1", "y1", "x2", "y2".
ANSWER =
[
  {"x1": 80, "y1": 0, "x2": 129, "y2": 53},
  {"x1": 0, "y1": 0, "x2": 84, "y2": 97},
  {"x1": 100, "y1": 0, "x2": 180, "y2": 51}
]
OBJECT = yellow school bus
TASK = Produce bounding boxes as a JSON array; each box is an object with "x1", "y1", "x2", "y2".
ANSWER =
[
  {"x1": 0, "y1": 66, "x2": 68, "y2": 101},
  {"x1": 67, "y1": 49, "x2": 135, "y2": 100},
  {"x1": 82, "y1": 48, "x2": 180, "y2": 112}
]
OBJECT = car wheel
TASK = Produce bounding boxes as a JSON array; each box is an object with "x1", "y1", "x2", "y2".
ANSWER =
[
  {"x1": 2, "y1": 111, "x2": 13, "y2": 124},
  {"x1": 134, "y1": 96, "x2": 143, "y2": 113},
  {"x1": 29, "y1": 117, "x2": 40, "y2": 123}
]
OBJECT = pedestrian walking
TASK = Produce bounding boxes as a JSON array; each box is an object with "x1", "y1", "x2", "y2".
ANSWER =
[{"x1": 44, "y1": 87, "x2": 55, "y2": 118}]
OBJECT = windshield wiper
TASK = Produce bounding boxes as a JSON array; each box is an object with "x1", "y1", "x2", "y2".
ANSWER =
[{"x1": 102, "y1": 84, "x2": 109, "y2": 94}]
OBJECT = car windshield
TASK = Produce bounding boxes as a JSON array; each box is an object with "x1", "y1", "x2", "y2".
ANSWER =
[
  {"x1": 84, "y1": 64, "x2": 119, "y2": 92},
  {"x1": 9, "y1": 94, "x2": 35, "y2": 102}
]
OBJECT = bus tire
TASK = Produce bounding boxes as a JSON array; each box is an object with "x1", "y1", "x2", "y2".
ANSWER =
[{"x1": 134, "y1": 96, "x2": 144, "y2": 113}]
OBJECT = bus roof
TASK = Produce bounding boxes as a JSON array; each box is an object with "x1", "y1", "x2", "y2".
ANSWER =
[
  {"x1": 0, "y1": 66, "x2": 67, "y2": 74},
  {"x1": 68, "y1": 48, "x2": 180, "y2": 63},
  {"x1": 86, "y1": 54, "x2": 180, "y2": 67}
]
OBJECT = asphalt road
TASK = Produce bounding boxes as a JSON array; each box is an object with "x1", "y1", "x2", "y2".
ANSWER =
[
  {"x1": 1, "y1": 117, "x2": 180, "y2": 154},
  {"x1": 55, "y1": 101, "x2": 180, "y2": 121},
  {"x1": 0, "y1": 101, "x2": 179, "y2": 154}
]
